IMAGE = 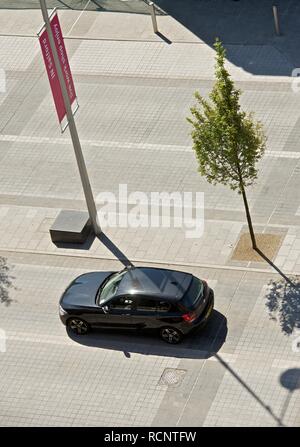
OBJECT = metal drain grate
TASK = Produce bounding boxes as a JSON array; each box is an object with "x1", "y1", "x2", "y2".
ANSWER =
[{"x1": 158, "y1": 368, "x2": 187, "y2": 387}]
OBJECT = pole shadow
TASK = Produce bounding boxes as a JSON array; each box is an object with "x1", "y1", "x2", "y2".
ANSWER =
[
  {"x1": 155, "y1": 31, "x2": 172, "y2": 44},
  {"x1": 214, "y1": 352, "x2": 284, "y2": 426},
  {"x1": 0, "y1": 0, "x2": 164, "y2": 14},
  {"x1": 53, "y1": 231, "x2": 134, "y2": 268},
  {"x1": 89, "y1": 0, "x2": 105, "y2": 11},
  {"x1": 279, "y1": 368, "x2": 300, "y2": 426},
  {"x1": 97, "y1": 232, "x2": 134, "y2": 268},
  {"x1": 57, "y1": 0, "x2": 74, "y2": 9}
]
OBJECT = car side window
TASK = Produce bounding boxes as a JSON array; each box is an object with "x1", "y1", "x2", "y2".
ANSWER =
[
  {"x1": 110, "y1": 296, "x2": 136, "y2": 310},
  {"x1": 137, "y1": 297, "x2": 157, "y2": 311},
  {"x1": 157, "y1": 301, "x2": 171, "y2": 312}
]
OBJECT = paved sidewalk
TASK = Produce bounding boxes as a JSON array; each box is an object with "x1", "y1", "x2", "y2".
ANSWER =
[
  {"x1": 0, "y1": 28, "x2": 299, "y2": 273},
  {"x1": 2, "y1": 0, "x2": 300, "y2": 74},
  {"x1": 0, "y1": 252, "x2": 299, "y2": 426},
  {"x1": 0, "y1": 7, "x2": 199, "y2": 43},
  {"x1": 0, "y1": 204, "x2": 300, "y2": 275}
]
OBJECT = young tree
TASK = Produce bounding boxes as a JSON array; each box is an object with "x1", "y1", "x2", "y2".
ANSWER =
[{"x1": 187, "y1": 39, "x2": 266, "y2": 249}]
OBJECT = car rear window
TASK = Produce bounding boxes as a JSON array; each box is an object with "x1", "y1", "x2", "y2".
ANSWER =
[{"x1": 180, "y1": 276, "x2": 204, "y2": 309}]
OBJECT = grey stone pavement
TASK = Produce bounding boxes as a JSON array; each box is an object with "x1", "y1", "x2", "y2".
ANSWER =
[{"x1": 0, "y1": 1, "x2": 300, "y2": 427}]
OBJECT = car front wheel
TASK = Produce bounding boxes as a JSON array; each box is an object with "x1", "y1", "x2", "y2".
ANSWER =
[
  {"x1": 160, "y1": 327, "x2": 183, "y2": 344},
  {"x1": 67, "y1": 318, "x2": 90, "y2": 335}
]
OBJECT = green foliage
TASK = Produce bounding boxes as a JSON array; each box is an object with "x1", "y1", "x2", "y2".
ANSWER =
[{"x1": 187, "y1": 39, "x2": 266, "y2": 192}]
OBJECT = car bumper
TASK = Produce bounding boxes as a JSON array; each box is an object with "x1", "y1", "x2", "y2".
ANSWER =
[
  {"x1": 59, "y1": 305, "x2": 69, "y2": 325},
  {"x1": 178, "y1": 288, "x2": 214, "y2": 335}
]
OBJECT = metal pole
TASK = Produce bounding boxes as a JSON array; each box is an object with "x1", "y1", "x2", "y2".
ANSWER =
[
  {"x1": 39, "y1": 0, "x2": 101, "y2": 235},
  {"x1": 273, "y1": 5, "x2": 281, "y2": 36},
  {"x1": 149, "y1": 2, "x2": 158, "y2": 34}
]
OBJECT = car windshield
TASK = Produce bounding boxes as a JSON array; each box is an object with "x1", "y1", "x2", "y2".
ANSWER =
[
  {"x1": 180, "y1": 276, "x2": 204, "y2": 309},
  {"x1": 97, "y1": 271, "x2": 127, "y2": 306}
]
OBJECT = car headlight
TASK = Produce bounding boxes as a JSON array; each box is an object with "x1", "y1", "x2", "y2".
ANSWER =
[{"x1": 59, "y1": 305, "x2": 68, "y2": 316}]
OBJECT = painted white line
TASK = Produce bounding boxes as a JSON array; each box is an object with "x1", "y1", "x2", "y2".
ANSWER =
[
  {"x1": 0, "y1": 246, "x2": 281, "y2": 274},
  {"x1": 66, "y1": 0, "x2": 91, "y2": 36},
  {"x1": 272, "y1": 359, "x2": 300, "y2": 369},
  {"x1": 7, "y1": 333, "x2": 74, "y2": 347},
  {"x1": 176, "y1": 268, "x2": 247, "y2": 426},
  {"x1": 6, "y1": 332, "x2": 297, "y2": 368},
  {"x1": 5, "y1": 331, "x2": 236, "y2": 363},
  {"x1": 0, "y1": 134, "x2": 299, "y2": 158}
]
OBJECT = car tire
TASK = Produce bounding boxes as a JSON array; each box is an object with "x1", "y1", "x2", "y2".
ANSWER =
[
  {"x1": 160, "y1": 327, "x2": 183, "y2": 344},
  {"x1": 67, "y1": 318, "x2": 90, "y2": 335}
]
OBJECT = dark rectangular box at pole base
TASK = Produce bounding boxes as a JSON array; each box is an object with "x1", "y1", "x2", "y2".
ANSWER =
[{"x1": 50, "y1": 210, "x2": 92, "y2": 244}]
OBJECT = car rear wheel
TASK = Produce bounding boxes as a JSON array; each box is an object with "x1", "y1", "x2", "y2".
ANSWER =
[
  {"x1": 160, "y1": 327, "x2": 183, "y2": 344},
  {"x1": 67, "y1": 318, "x2": 90, "y2": 335}
]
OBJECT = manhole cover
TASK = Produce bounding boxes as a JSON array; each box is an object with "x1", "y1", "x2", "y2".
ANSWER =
[{"x1": 158, "y1": 368, "x2": 186, "y2": 387}]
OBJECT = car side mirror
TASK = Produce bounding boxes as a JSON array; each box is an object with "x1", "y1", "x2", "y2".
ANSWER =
[{"x1": 102, "y1": 305, "x2": 110, "y2": 314}]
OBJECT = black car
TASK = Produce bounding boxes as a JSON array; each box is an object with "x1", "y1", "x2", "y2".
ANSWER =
[{"x1": 59, "y1": 267, "x2": 214, "y2": 344}]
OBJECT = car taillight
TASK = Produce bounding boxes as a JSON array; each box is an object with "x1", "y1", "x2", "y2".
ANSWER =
[{"x1": 182, "y1": 311, "x2": 197, "y2": 323}]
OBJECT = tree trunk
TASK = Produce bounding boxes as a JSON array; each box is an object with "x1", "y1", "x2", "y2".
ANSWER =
[{"x1": 240, "y1": 182, "x2": 257, "y2": 250}]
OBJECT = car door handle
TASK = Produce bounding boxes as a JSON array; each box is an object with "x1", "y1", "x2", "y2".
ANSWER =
[{"x1": 121, "y1": 313, "x2": 131, "y2": 316}]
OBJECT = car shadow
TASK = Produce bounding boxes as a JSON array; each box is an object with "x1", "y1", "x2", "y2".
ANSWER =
[{"x1": 67, "y1": 309, "x2": 227, "y2": 359}]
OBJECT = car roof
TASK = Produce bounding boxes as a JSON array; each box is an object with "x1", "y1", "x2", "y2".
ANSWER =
[{"x1": 117, "y1": 267, "x2": 193, "y2": 302}]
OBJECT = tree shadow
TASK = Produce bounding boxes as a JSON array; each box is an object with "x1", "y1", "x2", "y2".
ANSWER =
[
  {"x1": 97, "y1": 232, "x2": 134, "y2": 268},
  {"x1": 67, "y1": 309, "x2": 227, "y2": 359},
  {"x1": 279, "y1": 368, "x2": 300, "y2": 426},
  {"x1": 214, "y1": 352, "x2": 284, "y2": 426},
  {"x1": 0, "y1": 256, "x2": 15, "y2": 306},
  {"x1": 264, "y1": 275, "x2": 300, "y2": 335}
]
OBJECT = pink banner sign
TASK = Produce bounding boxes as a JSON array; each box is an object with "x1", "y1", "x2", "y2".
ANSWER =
[
  {"x1": 39, "y1": 12, "x2": 77, "y2": 125},
  {"x1": 51, "y1": 13, "x2": 76, "y2": 108}
]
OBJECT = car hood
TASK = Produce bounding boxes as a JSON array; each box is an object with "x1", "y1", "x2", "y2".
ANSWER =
[{"x1": 60, "y1": 271, "x2": 115, "y2": 308}]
